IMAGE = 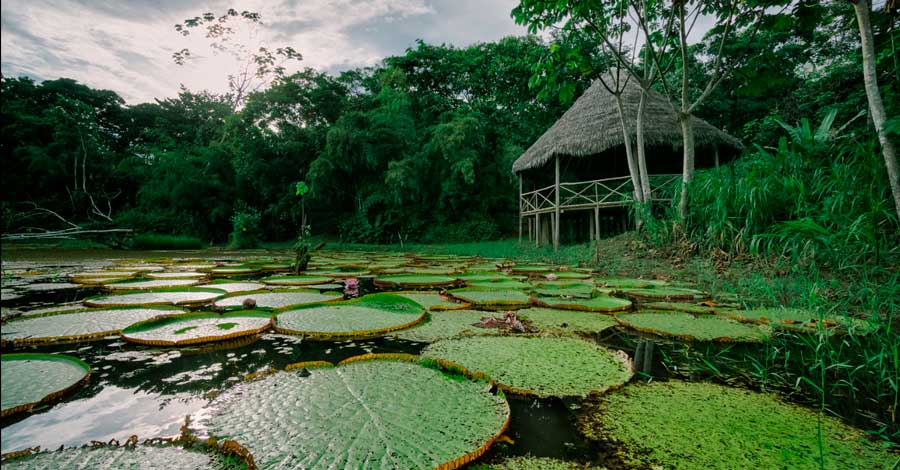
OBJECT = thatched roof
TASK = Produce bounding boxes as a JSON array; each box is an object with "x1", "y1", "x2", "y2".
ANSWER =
[{"x1": 512, "y1": 75, "x2": 743, "y2": 173}]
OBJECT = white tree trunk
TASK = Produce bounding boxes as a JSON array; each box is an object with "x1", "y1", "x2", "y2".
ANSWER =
[
  {"x1": 853, "y1": 0, "x2": 900, "y2": 220},
  {"x1": 614, "y1": 95, "x2": 644, "y2": 203},
  {"x1": 679, "y1": 114, "x2": 695, "y2": 219},
  {"x1": 636, "y1": 90, "x2": 652, "y2": 204}
]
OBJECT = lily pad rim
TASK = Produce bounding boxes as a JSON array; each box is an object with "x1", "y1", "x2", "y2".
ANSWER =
[{"x1": 0, "y1": 353, "x2": 91, "y2": 419}]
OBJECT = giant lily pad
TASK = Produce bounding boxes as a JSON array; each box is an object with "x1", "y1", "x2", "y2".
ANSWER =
[
  {"x1": 644, "y1": 301, "x2": 715, "y2": 315},
  {"x1": 122, "y1": 311, "x2": 273, "y2": 346},
  {"x1": 203, "y1": 281, "x2": 266, "y2": 293},
  {"x1": 620, "y1": 287, "x2": 708, "y2": 301},
  {"x1": 532, "y1": 295, "x2": 632, "y2": 312},
  {"x1": 594, "y1": 278, "x2": 669, "y2": 289},
  {"x1": 393, "y1": 291, "x2": 471, "y2": 311},
  {"x1": 517, "y1": 308, "x2": 618, "y2": 335},
  {"x1": 146, "y1": 271, "x2": 206, "y2": 279},
  {"x1": 202, "y1": 356, "x2": 510, "y2": 469},
  {"x1": 615, "y1": 311, "x2": 770, "y2": 342},
  {"x1": 106, "y1": 278, "x2": 201, "y2": 290},
  {"x1": 261, "y1": 275, "x2": 334, "y2": 286},
  {"x1": 717, "y1": 307, "x2": 872, "y2": 335},
  {"x1": 213, "y1": 289, "x2": 343, "y2": 311},
  {"x1": 83, "y1": 288, "x2": 226, "y2": 308},
  {"x1": 0, "y1": 444, "x2": 228, "y2": 469},
  {"x1": 208, "y1": 266, "x2": 259, "y2": 276},
  {"x1": 1, "y1": 353, "x2": 90, "y2": 418},
  {"x1": 373, "y1": 274, "x2": 457, "y2": 288},
  {"x1": 530, "y1": 282, "x2": 596, "y2": 299},
  {"x1": 391, "y1": 310, "x2": 498, "y2": 343},
  {"x1": 582, "y1": 381, "x2": 895, "y2": 470},
  {"x1": 448, "y1": 288, "x2": 532, "y2": 310},
  {"x1": 465, "y1": 279, "x2": 532, "y2": 289},
  {"x1": 423, "y1": 336, "x2": 632, "y2": 398},
  {"x1": 1, "y1": 307, "x2": 183, "y2": 346},
  {"x1": 275, "y1": 293, "x2": 424, "y2": 339}
]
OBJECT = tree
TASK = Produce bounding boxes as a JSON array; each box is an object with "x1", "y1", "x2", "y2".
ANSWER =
[
  {"x1": 173, "y1": 9, "x2": 302, "y2": 110},
  {"x1": 849, "y1": 0, "x2": 900, "y2": 220}
]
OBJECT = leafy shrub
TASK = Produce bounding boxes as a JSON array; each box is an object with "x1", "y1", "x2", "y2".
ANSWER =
[
  {"x1": 130, "y1": 233, "x2": 204, "y2": 250},
  {"x1": 229, "y1": 206, "x2": 261, "y2": 249},
  {"x1": 422, "y1": 218, "x2": 500, "y2": 243}
]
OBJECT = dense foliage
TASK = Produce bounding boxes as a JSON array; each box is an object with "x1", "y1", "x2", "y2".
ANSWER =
[
  {"x1": 1, "y1": 3, "x2": 896, "y2": 253},
  {"x1": 1, "y1": 37, "x2": 583, "y2": 245}
]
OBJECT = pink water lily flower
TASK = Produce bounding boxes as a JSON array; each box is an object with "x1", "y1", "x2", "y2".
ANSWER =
[
  {"x1": 344, "y1": 278, "x2": 360, "y2": 298},
  {"x1": 545, "y1": 273, "x2": 558, "y2": 281}
]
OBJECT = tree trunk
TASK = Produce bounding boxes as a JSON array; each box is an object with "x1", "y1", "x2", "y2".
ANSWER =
[
  {"x1": 853, "y1": 0, "x2": 900, "y2": 220},
  {"x1": 636, "y1": 90, "x2": 652, "y2": 205},
  {"x1": 614, "y1": 95, "x2": 644, "y2": 204},
  {"x1": 679, "y1": 114, "x2": 695, "y2": 219}
]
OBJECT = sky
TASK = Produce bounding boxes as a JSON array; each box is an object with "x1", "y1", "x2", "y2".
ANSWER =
[{"x1": 0, "y1": 0, "x2": 527, "y2": 104}]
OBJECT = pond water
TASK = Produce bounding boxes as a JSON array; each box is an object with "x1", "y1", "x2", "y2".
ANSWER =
[{"x1": 0, "y1": 249, "x2": 894, "y2": 468}]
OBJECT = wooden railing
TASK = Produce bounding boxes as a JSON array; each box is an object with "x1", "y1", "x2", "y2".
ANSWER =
[{"x1": 520, "y1": 174, "x2": 681, "y2": 215}]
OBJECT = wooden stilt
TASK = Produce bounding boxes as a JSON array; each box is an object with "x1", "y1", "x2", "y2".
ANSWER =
[
  {"x1": 553, "y1": 156, "x2": 560, "y2": 252},
  {"x1": 594, "y1": 206, "x2": 600, "y2": 240},
  {"x1": 535, "y1": 213, "x2": 541, "y2": 247},
  {"x1": 518, "y1": 173, "x2": 523, "y2": 243},
  {"x1": 714, "y1": 145, "x2": 720, "y2": 168}
]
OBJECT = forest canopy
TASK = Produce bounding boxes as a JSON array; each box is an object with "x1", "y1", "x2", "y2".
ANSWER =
[{"x1": 1, "y1": 2, "x2": 897, "y2": 252}]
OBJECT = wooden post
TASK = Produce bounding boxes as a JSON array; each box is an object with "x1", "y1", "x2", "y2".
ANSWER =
[
  {"x1": 518, "y1": 173, "x2": 523, "y2": 243},
  {"x1": 553, "y1": 155, "x2": 560, "y2": 252},
  {"x1": 589, "y1": 210, "x2": 594, "y2": 241},
  {"x1": 535, "y1": 213, "x2": 540, "y2": 247},
  {"x1": 594, "y1": 205, "x2": 600, "y2": 240},
  {"x1": 714, "y1": 145, "x2": 720, "y2": 168}
]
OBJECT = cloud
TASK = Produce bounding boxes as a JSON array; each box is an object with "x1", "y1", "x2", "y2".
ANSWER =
[{"x1": 1, "y1": 0, "x2": 525, "y2": 104}]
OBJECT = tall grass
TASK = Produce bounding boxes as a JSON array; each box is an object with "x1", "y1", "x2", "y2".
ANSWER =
[{"x1": 675, "y1": 112, "x2": 899, "y2": 267}]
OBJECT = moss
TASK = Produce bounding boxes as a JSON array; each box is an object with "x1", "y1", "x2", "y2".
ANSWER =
[
  {"x1": 583, "y1": 381, "x2": 897, "y2": 470},
  {"x1": 471, "y1": 456, "x2": 600, "y2": 470}
]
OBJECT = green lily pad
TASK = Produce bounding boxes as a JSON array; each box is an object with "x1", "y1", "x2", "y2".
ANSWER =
[
  {"x1": 146, "y1": 271, "x2": 206, "y2": 279},
  {"x1": 261, "y1": 275, "x2": 335, "y2": 286},
  {"x1": 275, "y1": 293, "x2": 425, "y2": 339},
  {"x1": 530, "y1": 282, "x2": 596, "y2": 299},
  {"x1": 106, "y1": 278, "x2": 201, "y2": 290},
  {"x1": 302, "y1": 283, "x2": 345, "y2": 291},
  {"x1": 213, "y1": 289, "x2": 343, "y2": 311},
  {"x1": 716, "y1": 307, "x2": 873, "y2": 335},
  {"x1": 456, "y1": 272, "x2": 524, "y2": 282},
  {"x1": 0, "y1": 444, "x2": 227, "y2": 469},
  {"x1": 644, "y1": 301, "x2": 715, "y2": 314},
  {"x1": 202, "y1": 356, "x2": 509, "y2": 469},
  {"x1": 373, "y1": 274, "x2": 458, "y2": 288},
  {"x1": 620, "y1": 287, "x2": 708, "y2": 301},
  {"x1": 391, "y1": 310, "x2": 499, "y2": 343},
  {"x1": 465, "y1": 279, "x2": 532, "y2": 289},
  {"x1": 517, "y1": 308, "x2": 618, "y2": 335},
  {"x1": 582, "y1": 381, "x2": 895, "y2": 470},
  {"x1": 615, "y1": 311, "x2": 771, "y2": 342},
  {"x1": 1, "y1": 353, "x2": 90, "y2": 418},
  {"x1": 203, "y1": 281, "x2": 266, "y2": 293},
  {"x1": 532, "y1": 295, "x2": 632, "y2": 312},
  {"x1": 395, "y1": 291, "x2": 470, "y2": 311},
  {"x1": 1, "y1": 307, "x2": 183, "y2": 345},
  {"x1": 509, "y1": 264, "x2": 553, "y2": 274},
  {"x1": 208, "y1": 266, "x2": 259, "y2": 276},
  {"x1": 423, "y1": 336, "x2": 632, "y2": 398},
  {"x1": 594, "y1": 278, "x2": 669, "y2": 288},
  {"x1": 307, "y1": 270, "x2": 370, "y2": 279},
  {"x1": 122, "y1": 311, "x2": 273, "y2": 346},
  {"x1": 448, "y1": 288, "x2": 532, "y2": 310},
  {"x1": 83, "y1": 288, "x2": 226, "y2": 308},
  {"x1": 543, "y1": 271, "x2": 592, "y2": 280}
]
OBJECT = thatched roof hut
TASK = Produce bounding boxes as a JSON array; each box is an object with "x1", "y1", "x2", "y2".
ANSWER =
[{"x1": 512, "y1": 76, "x2": 743, "y2": 173}]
